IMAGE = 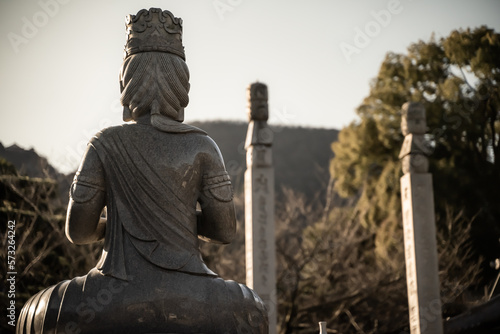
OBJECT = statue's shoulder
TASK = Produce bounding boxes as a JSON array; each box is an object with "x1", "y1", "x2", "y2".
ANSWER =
[
  {"x1": 190, "y1": 132, "x2": 216, "y2": 145},
  {"x1": 90, "y1": 124, "x2": 138, "y2": 141},
  {"x1": 187, "y1": 134, "x2": 225, "y2": 168},
  {"x1": 188, "y1": 133, "x2": 221, "y2": 154}
]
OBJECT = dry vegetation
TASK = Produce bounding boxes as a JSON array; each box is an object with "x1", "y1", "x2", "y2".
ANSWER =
[{"x1": 0, "y1": 158, "x2": 487, "y2": 334}]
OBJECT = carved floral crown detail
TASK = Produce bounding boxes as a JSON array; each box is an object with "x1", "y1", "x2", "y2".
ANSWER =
[{"x1": 124, "y1": 8, "x2": 185, "y2": 60}]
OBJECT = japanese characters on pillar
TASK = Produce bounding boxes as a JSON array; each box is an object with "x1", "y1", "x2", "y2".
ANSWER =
[
  {"x1": 245, "y1": 82, "x2": 277, "y2": 334},
  {"x1": 399, "y1": 102, "x2": 443, "y2": 334}
]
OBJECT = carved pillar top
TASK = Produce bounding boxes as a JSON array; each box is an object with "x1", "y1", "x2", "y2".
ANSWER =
[
  {"x1": 399, "y1": 102, "x2": 431, "y2": 174},
  {"x1": 401, "y1": 102, "x2": 426, "y2": 136},
  {"x1": 247, "y1": 82, "x2": 269, "y2": 122},
  {"x1": 245, "y1": 82, "x2": 272, "y2": 167},
  {"x1": 245, "y1": 82, "x2": 272, "y2": 148}
]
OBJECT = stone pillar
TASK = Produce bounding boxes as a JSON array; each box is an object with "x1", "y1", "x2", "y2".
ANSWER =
[
  {"x1": 319, "y1": 322, "x2": 327, "y2": 334},
  {"x1": 244, "y1": 82, "x2": 277, "y2": 334},
  {"x1": 399, "y1": 102, "x2": 443, "y2": 334}
]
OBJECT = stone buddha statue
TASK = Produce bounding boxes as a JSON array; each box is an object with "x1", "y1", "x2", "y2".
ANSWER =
[{"x1": 17, "y1": 8, "x2": 268, "y2": 334}]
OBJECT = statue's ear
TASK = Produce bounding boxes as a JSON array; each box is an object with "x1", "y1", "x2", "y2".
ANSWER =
[{"x1": 123, "y1": 106, "x2": 132, "y2": 121}]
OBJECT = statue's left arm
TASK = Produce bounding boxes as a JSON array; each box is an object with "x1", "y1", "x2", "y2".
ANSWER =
[
  {"x1": 197, "y1": 139, "x2": 237, "y2": 244},
  {"x1": 65, "y1": 143, "x2": 106, "y2": 245}
]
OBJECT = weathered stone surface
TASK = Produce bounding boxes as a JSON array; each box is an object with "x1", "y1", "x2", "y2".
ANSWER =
[
  {"x1": 400, "y1": 102, "x2": 443, "y2": 334},
  {"x1": 247, "y1": 83, "x2": 269, "y2": 121},
  {"x1": 399, "y1": 133, "x2": 431, "y2": 174},
  {"x1": 401, "y1": 102, "x2": 427, "y2": 136},
  {"x1": 245, "y1": 82, "x2": 277, "y2": 334},
  {"x1": 399, "y1": 134, "x2": 432, "y2": 158},
  {"x1": 401, "y1": 154, "x2": 429, "y2": 174},
  {"x1": 401, "y1": 174, "x2": 443, "y2": 334}
]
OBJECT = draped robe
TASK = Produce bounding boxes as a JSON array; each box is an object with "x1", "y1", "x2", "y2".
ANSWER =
[{"x1": 90, "y1": 123, "x2": 217, "y2": 280}]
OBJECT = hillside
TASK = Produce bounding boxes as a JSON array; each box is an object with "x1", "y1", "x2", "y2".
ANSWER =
[
  {"x1": 0, "y1": 143, "x2": 72, "y2": 202},
  {"x1": 0, "y1": 121, "x2": 339, "y2": 202},
  {"x1": 191, "y1": 121, "x2": 339, "y2": 201}
]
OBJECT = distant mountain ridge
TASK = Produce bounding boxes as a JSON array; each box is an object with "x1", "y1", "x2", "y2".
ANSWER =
[
  {"x1": 0, "y1": 121, "x2": 339, "y2": 202},
  {"x1": 0, "y1": 143, "x2": 73, "y2": 202},
  {"x1": 191, "y1": 121, "x2": 339, "y2": 200}
]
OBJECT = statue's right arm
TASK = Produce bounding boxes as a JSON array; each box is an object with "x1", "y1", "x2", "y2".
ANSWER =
[
  {"x1": 65, "y1": 143, "x2": 106, "y2": 245},
  {"x1": 197, "y1": 182, "x2": 236, "y2": 244}
]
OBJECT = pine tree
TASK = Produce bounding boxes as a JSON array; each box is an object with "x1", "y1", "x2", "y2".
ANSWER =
[{"x1": 330, "y1": 26, "x2": 500, "y2": 265}]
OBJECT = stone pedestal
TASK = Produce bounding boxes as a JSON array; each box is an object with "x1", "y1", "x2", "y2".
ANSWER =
[{"x1": 401, "y1": 173, "x2": 443, "y2": 334}]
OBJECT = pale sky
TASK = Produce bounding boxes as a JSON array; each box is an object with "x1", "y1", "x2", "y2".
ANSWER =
[{"x1": 1, "y1": 0, "x2": 499, "y2": 173}]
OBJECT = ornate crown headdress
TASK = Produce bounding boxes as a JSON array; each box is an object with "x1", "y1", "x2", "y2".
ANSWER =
[{"x1": 124, "y1": 8, "x2": 185, "y2": 60}]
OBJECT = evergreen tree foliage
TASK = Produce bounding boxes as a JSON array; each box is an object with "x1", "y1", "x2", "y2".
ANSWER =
[{"x1": 330, "y1": 26, "x2": 500, "y2": 264}]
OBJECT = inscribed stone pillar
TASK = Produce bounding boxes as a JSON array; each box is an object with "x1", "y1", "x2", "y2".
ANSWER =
[
  {"x1": 399, "y1": 102, "x2": 443, "y2": 334},
  {"x1": 245, "y1": 82, "x2": 277, "y2": 334}
]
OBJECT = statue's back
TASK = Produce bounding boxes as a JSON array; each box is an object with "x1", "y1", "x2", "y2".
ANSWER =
[{"x1": 16, "y1": 7, "x2": 268, "y2": 334}]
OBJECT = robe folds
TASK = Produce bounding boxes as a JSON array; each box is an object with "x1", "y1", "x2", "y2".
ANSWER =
[{"x1": 90, "y1": 124, "x2": 217, "y2": 280}]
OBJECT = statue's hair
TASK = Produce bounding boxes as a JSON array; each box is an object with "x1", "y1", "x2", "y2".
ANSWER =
[{"x1": 120, "y1": 52, "x2": 190, "y2": 122}]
